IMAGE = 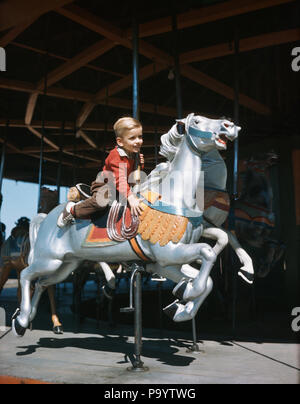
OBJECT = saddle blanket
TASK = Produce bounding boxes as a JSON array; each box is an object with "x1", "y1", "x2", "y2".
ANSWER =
[
  {"x1": 82, "y1": 190, "x2": 189, "y2": 248},
  {"x1": 234, "y1": 207, "x2": 275, "y2": 229},
  {"x1": 82, "y1": 205, "x2": 132, "y2": 248}
]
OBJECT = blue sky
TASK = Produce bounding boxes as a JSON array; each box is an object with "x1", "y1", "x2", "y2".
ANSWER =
[{"x1": 1, "y1": 179, "x2": 68, "y2": 238}]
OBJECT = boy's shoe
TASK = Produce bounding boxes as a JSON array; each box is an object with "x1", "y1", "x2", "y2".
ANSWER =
[{"x1": 57, "y1": 202, "x2": 76, "y2": 228}]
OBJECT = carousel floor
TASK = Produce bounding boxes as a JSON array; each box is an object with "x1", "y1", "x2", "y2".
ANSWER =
[{"x1": 0, "y1": 279, "x2": 299, "y2": 385}]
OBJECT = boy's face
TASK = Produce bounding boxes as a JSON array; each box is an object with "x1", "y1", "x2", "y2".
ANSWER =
[{"x1": 116, "y1": 126, "x2": 143, "y2": 155}]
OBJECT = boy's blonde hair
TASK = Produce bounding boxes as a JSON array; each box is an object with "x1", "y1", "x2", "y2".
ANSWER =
[{"x1": 113, "y1": 117, "x2": 142, "y2": 138}]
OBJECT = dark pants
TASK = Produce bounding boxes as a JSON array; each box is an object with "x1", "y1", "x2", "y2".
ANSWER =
[{"x1": 73, "y1": 181, "x2": 111, "y2": 220}]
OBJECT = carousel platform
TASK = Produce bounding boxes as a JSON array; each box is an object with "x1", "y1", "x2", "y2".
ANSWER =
[{"x1": 0, "y1": 279, "x2": 299, "y2": 385}]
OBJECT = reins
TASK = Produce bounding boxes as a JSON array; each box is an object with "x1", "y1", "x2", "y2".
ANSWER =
[{"x1": 107, "y1": 201, "x2": 139, "y2": 242}]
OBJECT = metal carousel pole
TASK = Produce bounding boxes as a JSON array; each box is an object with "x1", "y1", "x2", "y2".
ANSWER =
[
  {"x1": 121, "y1": 5, "x2": 148, "y2": 372},
  {"x1": 56, "y1": 120, "x2": 65, "y2": 204},
  {"x1": 0, "y1": 120, "x2": 8, "y2": 196},
  {"x1": 0, "y1": 120, "x2": 9, "y2": 226},
  {"x1": 231, "y1": 26, "x2": 240, "y2": 333},
  {"x1": 37, "y1": 22, "x2": 49, "y2": 213},
  {"x1": 172, "y1": 7, "x2": 202, "y2": 353}
]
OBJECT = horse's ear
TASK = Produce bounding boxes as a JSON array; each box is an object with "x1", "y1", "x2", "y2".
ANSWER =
[
  {"x1": 176, "y1": 117, "x2": 186, "y2": 125},
  {"x1": 176, "y1": 112, "x2": 194, "y2": 126}
]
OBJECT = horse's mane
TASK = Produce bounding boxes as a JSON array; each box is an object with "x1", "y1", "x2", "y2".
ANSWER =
[{"x1": 159, "y1": 123, "x2": 185, "y2": 162}]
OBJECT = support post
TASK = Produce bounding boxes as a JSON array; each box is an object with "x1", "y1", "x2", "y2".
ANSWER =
[
  {"x1": 186, "y1": 317, "x2": 205, "y2": 353},
  {"x1": 172, "y1": 10, "x2": 183, "y2": 120},
  {"x1": 0, "y1": 120, "x2": 8, "y2": 195},
  {"x1": 121, "y1": 264, "x2": 148, "y2": 372},
  {"x1": 56, "y1": 120, "x2": 64, "y2": 203},
  {"x1": 132, "y1": 10, "x2": 139, "y2": 120},
  {"x1": 37, "y1": 49, "x2": 48, "y2": 213},
  {"x1": 231, "y1": 26, "x2": 240, "y2": 333}
]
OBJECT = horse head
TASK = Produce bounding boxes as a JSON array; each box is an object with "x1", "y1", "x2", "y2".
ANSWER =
[
  {"x1": 244, "y1": 151, "x2": 278, "y2": 172},
  {"x1": 177, "y1": 113, "x2": 240, "y2": 153}
]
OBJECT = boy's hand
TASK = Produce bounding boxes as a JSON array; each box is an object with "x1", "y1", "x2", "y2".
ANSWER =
[
  {"x1": 128, "y1": 193, "x2": 144, "y2": 216},
  {"x1": 140, "y1": 153, "x2": 144, "y2": 167}
]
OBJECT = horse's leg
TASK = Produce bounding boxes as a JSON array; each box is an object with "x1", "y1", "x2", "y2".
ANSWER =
[
  {"x1": 202, "y1": 227, "x2": 228, "y2": 256},
  {"x1": 0, "y1": 262, "x2": 12, "y2": 296},
  {"x1": 226, "y1": 230, "x2": 254, "y2": 283},
  {"x1": 99, "y1": 262, "x2": 115, "y2": 289},
  {"x1": 29, "y1": 261, "x2": 78, "y2": 324},
  {"x1": 47, "y1": 286, "x2": 63, "y2": 334},
  {"x1": 99, "y1": 262, "x2": 116, "y2": 300},
  {"x1": 15, "y1": 259, "x2": 26, "y2": 303},
  {"x1": 166, "y1": 277, "x2": 214, "y2": 322},
  {"x1": 146, "y1": 262, "x2": 183, "y2": 283},
  {"x1": 15, "y1": 259, "x2": 63, "y2": 333},
  {"x1": 156, "y1": 243, "x2": 216, "y2": 301},
  {"x1": 147, "y1": 262, "x2": 213, "y2": 322}
]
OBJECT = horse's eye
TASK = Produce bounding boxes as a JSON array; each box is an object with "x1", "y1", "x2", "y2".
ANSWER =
[
  {"x1": 224, "y1": 123, "x2": 229, "y2": 128},
  {"x1": 195, "y1": 120, "x2": 199, "y2": 124}
]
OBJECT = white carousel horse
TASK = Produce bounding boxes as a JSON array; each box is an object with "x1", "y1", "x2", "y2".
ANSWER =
[
  {"x1": 1, "y1": 189, "x2": 63, "y2": 334},
  {"x1": 140, "y1": 114, "x2": 254, "y2": 284},
  {"x1": 12, "y1": 113, "x2": 252, "y2": 337}
]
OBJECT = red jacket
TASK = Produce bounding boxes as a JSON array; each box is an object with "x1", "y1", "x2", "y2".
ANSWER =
[{"x1": 102, "y1": 147, "x2": 135, "y2": 197}]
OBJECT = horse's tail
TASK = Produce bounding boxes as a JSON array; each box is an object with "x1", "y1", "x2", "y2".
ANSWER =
[{"x1": 28, "y1": 213, "x2": 47, "y2": 266}]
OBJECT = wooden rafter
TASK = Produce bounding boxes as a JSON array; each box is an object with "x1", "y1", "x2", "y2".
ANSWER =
[
  {"x1": 77, "y1": 62, "x2": 166, "y2": 127},
  {"x1": 180, "y1": 28, "x2": 300, "y2": 64},
  {"x1": 0, "y1": 17, "x2": 37, "y2": 47},
  {"x1": 76, "y1": 129, "x2": 97, "y2": 149},
  {"x1": 126, "y1": 0, "x2": 296, "y2": 38},
  {"x1": 0, "y1": 0, "x2": 74, "y2": 32},
  {"x1": 6, "y1": 137, "x2": 168, "y2": 155},
  {"x1": 57, "y1": 4, "x2": 271, "y2": 127},
  {"x1": 11, "y1": 41, "x2": 126, "y2": 77},
  {"x1": 27, "y1": 125, "x2": 59, "y2": 150},
  {"x1": 0, "y1": 119, "x2": 170, "y2": 135},
  {"x1": 25, "y1": 38, "x2": 115, "y2": 127},
  {"x1": 180, "y1": 65, "x2": 271, "y2": 115}
]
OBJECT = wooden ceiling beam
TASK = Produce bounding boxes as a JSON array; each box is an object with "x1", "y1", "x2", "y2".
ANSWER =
[
  {"x1": 11, "y1": 41, "x2": 126, "y2": 78},
  {"x1": 0, "y1": 77, "x2": 179, "y2": 119},
  {"x1": 0, "y1": 118, "x2": 170, "y2": 134},
  {"x1": 76, "y1": 129, "x2": 97, "y2": 149},
  {"x1": 58, "y1": 4, "x2": 271, "y2": 126},
  {"x1": 180, "y1": 65, "x2": 271, "y2": 115},
  {"x1": 36, "y1": 39, "x2": 115, "y2": 90},
  {"x1": 25, "y1": 39, "x2": 115, "y2": 126},
  {"x1": 25, "y1": 92, "x2": 39, "y2": 125},
  {"x1": 180, "y1": 28, "x2": 300, "y2": 64},
  {"x1": 27, "y1": 125, "x2": 59, "y2": 150},
  {"x1": 0, "y1": 0, "x2": 74, "y2": 32},
  {"x1": 77, "y1": 62, "x2": 165, "y2": 127},
  {"x1": 7, "y1": 137, "x2": 167, "y2": 154},
  {"x1": 127, "y1": 0, "x2": 296, "y2": 38},
  {"x1": 0, "y1": 17, "x2": 37, "y2": 47},
  {"x1": 57, "y1": 4, "x2": 132, "y2": 48}
]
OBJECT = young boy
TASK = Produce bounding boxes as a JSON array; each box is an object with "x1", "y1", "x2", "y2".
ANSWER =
[{"x1": 57, "y1": 117, "x2": 144, "y2": 228}]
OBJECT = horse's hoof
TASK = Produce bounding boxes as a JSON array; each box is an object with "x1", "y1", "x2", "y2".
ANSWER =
[
  {"x1": 163, "y1": 300, "x2": 180, "y2": 320},
  {"x1": 102, "y1": 284, "x2": 115, "y2": 300},
  {"x1": 53, "y1": 325, "x2": 63, "y2": 335},
  {"x1": 172, "y1": 279, "x2": 189, "y2": 300},
  {"x1": 12, "y1": 317, "x2": 26, "y2": 338},
  {"x1": 238, "y1": 270, "x2": 254, "y2": 284}
]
